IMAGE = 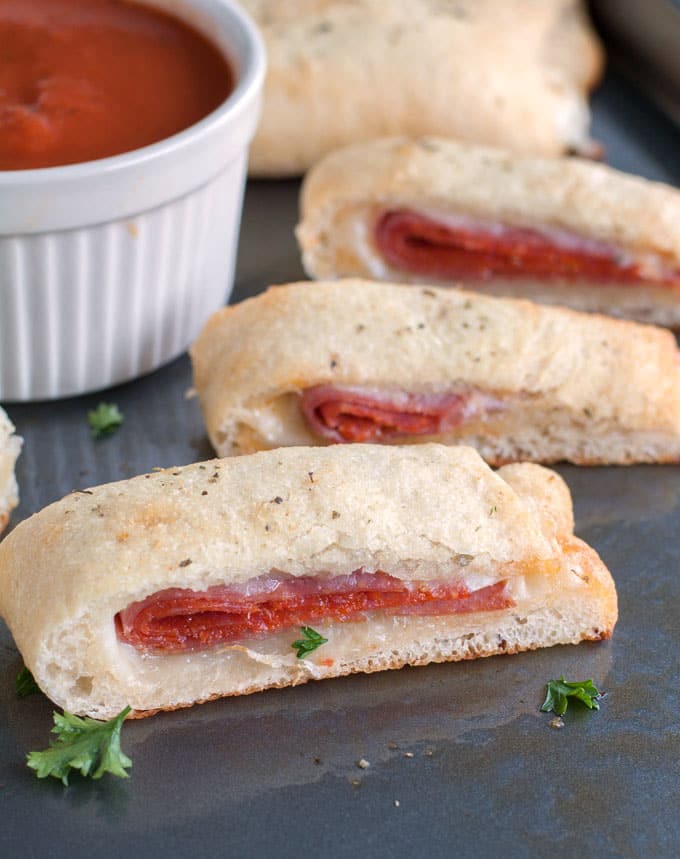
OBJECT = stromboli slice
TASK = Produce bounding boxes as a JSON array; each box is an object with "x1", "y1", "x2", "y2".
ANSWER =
[
  {"x1": 0, "y1": 407, "x2": 21, "y2": 535},
  {"x1": 0, "y1": 445, "x2": 617, "y2": 719},
  {"x1": 243, "y1": 0, "x2": 602, "y2": 176},
  {"x1": 190, "y1": 280, "x2": 680, "y2": 464},
  {"x1": 297, "y1": 137, "x2": 680, "y2": 327}
]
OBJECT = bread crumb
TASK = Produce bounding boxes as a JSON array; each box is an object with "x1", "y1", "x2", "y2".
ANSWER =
[
  {"x1": 394, "y1": 800, "x2": 400, "y2": 807},
  {"x1": 403, "y1": 752, "x2": 414, "y2": 758},
  {"x1": 549, "y1": 717, "x2": 565, "y2": 729},
  {"x1": 357, "y1": 758, "x2": 370, "y2": 769}
]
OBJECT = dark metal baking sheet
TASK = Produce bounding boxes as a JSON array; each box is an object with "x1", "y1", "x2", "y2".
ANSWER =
[
  {"x1": 592, "y1": 0, "x2": 680, "y2": 127},
  {"x1": 1, "y1": 71, "x2": 679, "y2": 858}
]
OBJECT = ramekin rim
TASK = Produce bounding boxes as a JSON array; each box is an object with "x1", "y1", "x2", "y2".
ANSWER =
[{"x1": 0, "y1": 0, "x2": 266, "y2": 188}]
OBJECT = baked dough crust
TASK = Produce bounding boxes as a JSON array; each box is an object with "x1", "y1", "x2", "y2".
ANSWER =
[
  {"x1": 243, "y1": 0, "x2": 602, "y2": 176},
  {"x1": 190, "y1": 280, "x2": 680, "y2": 464},
  {"x1": 0, "y1": 407, "x2": 21, "y2": 535},
  {"x1": 0, "y1": 445, "x2": 617, "y2": 718},
  {"x1": 297, "y1": 137, "x2": 680, "y2": 327}
]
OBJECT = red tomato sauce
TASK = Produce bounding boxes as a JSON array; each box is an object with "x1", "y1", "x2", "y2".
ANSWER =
[
  {"x1": 115, "y1": 572, "x2": 513, "y2": 653},
  {"x1": 375, "y1": 210, "x2": 679, "y2": 285},
  {"x1": 0, "y1": 0, "x2": 234, "y2": 170}
]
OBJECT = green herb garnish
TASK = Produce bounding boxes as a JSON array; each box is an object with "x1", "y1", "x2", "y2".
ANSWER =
[
  {"x1": 16, "y1": 666, "x2": 40, "y2": 698},
  {"x1": 292, "y1": 626, "x2": 328, "y2": 659},
  {"x1": 27, "y1": 706, "x2": 132, "y2": 785},
  {"x1": 541, "y1": 676, "x2": 602, "y2": 716},
  {"x1": 87, "y1": 403, "x2": 123, "y2": 439}
]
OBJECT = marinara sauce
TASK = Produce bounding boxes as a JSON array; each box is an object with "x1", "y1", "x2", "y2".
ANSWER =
[{"x1": 0, "y1": 0, "x2": 234, "y2": 170}]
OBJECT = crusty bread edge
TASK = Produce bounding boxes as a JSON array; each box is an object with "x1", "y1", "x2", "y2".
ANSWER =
[
  {"x1": 191, "y1": 280, "x2": 680, "y2": 466},
  {"x1": 297, "y1": 137, "x2": 680, "y2": 272},
  {"x1": 214, "y1": 413, "x2": 680, "y2": 468}
]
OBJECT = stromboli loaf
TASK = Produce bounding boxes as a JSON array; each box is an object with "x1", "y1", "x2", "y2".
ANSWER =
[
  {"x1": 0, "y1": 445, "x2": 617, "y2": 719},
  {"x1": 0, "y1": 407, "x2": 21, "y2": 535},
  {"x1": 297, "y1": 137, "x2": 680, "y2": 327},
  {"x1": 190, "y1": 280, "x2": 680, "y2": 465},
  {"x1": 243, "y1": 0, "x2": 602, "y2": 176}
]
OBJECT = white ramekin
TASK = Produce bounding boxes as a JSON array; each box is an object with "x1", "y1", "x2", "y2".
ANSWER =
[{"x1": 0, "y1": 0, "x2": 265, "y2": 402}]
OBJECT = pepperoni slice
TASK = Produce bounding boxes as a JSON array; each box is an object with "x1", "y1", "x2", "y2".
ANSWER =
[
  {"x1": 115, "y1": 570, "x2": 513, "y2": 653},
  {"x1": 375, "y1": 209, "x2": 678, "y2": 284},
  {"x1": 301, "y1": 385, "x2": 500, "y2": 443}
]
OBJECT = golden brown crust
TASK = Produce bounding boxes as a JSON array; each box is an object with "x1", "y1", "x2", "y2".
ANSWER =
[
  {"x1": 190, "y1": 280, "x2": 680, "y2": 464},
  {"x1": 0, "y1": 445, "x2": 617, "y2": 719},
  {"x1": 243, "y1": 0, "x2": 602, "y2": 176}
]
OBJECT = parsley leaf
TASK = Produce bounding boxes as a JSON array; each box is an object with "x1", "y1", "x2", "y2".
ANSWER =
[
  {"x1": 541, "y1": 676, "x2": 602, "y2": 716},
  {"x1": 87, "y1": 403, "x2": 123, "y2": 439},
  {"x1": 27, "y1": 706, "x2": 132, "y2": 785},
  {"x1": 292, "y1": 626, "x2": 328, "y2": 659},
  {"x1": 16, "y1": 666, "x2": 40, "y2": 698}
]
